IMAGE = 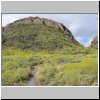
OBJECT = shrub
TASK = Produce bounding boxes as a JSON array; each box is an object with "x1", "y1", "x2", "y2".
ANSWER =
[{"x1": 2, "y1": 67, "x2": 31, "y2": 86}]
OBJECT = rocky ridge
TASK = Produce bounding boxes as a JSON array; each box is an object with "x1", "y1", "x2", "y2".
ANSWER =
[
  {"x1": 2, "y1": 17, "x2": 74, "y2": 40},
  {"x1": 2, "y1": 17, "x2": 82, "y2": 51},
  {"x1": 91, "y1": 36, "x2": 98, "y2": 48}
]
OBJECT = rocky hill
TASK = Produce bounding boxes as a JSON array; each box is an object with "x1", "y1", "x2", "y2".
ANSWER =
[
  {"x1": 2, "y1": 17, "x2": 74, "y2": 39},
  {"x1": 91, "y1": 36, "x2": 98, "y2": 49},
  {"x1": 2, "y1": 17, "x2": 81, "y2": 51}
]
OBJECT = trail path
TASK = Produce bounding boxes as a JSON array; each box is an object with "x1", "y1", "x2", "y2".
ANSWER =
[{"x1": 25, "y1": 65, "x2": 40, "y2": 86}]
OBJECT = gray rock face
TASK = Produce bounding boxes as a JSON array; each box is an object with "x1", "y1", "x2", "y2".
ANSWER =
[
  {"x1": 91, "y1": 36, "x2": 98, "y2": 47},
  {"x1": 2, "y1": 17, "x2": 74, "y2": 39}
]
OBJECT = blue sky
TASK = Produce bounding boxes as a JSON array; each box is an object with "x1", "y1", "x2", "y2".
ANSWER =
[{"x1": 2, "y1": 14, "x2": 98, "y2": 47}]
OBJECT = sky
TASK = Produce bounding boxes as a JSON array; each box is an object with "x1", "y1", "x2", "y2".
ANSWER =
[{"x1": 2, "y1": 14, "x2": 98, "y2": 47}]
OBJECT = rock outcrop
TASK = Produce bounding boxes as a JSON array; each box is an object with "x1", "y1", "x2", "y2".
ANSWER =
[
  {"x1": 2, "y1": 17, "x2": 74, "y2": 40},
  {"x1": 91, "y1": 36, "x2": 98, "y2": 45},
  {"x1": 91, "y1": 36, "x2": 98, "y2": 48}
]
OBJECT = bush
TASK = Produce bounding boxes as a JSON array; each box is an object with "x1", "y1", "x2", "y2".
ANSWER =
[
  {"x1": 36, "y1": 57, "x2": 98, "y2": 86},
  {"x1": 36, "y1": 65, "x2": 57, "y2": 85},
  {"x1": 2, "y1": 67, "x2": 31, "y2": 86}
]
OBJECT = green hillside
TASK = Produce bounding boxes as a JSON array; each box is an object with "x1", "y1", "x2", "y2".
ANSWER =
[
  {"x1": 2, "y1": 17, "x2": 98, "y2": 86},
  {"x1": 2, "y1": 24, "x2": 81, "y2": 51}
]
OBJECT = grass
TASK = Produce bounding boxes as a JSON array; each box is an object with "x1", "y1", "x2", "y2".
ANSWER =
[
  {"x1": 2, "y1": 48, "x2": 98, "y2": 86},
  {"x1": 36, "y1": 56, "x2": 98, "y2": 86},
  {"x1": 2, "y1": 24, "x2": 81, "y2": 51},
  {"x1": 2, "y1": 18, "x2": 98, "y2": 86},
  {"x1": 2, "y1": 21, "x2": 98, "y2": 86},
  {"x1": 2, "y1": 49, "x2": 44, "y2": 86}
]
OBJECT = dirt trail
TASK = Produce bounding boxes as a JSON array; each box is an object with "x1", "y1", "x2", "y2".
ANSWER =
[{"x1": 25, "y1": 65, "x2": 40, "y2": 86}]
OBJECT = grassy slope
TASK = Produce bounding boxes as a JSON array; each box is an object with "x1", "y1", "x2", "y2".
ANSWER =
[
  {"x1": 2, "y1": 24, "x2": 98, "y2": 86},
  {"x1": 2, "y1": 49, "x2": 44, "y2": 85},
  {"x1": 36, "y1": 54, "x2": 98, "y2": 86},
  {"x1": 2, "y1": 48, "x2": 98, "y2": 86},
  {"x1": 2, "y1": 24, "x2": 80, "y2": 51}
]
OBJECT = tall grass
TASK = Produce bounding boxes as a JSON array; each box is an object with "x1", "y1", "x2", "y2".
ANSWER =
[
  {"x1": 36, "y1": 56, "x2": 98, "y2": 86},
  {"x1": 2, "y1": 49, "x2": 44, "y2": 86},
  {"x1": 2, "y1": 48, "x2": 98, "y2": 86}
]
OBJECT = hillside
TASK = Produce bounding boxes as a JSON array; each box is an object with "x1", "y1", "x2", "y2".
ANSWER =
[
  {"x1": 2, "y1": 17, "x2": 98, "y2": 86},
  {"x1": 2, "y1": 17, "x2": 81, "y2": 51},
  {"x1": 91, "y1": 36, "x2": 98, "y2": 49}
]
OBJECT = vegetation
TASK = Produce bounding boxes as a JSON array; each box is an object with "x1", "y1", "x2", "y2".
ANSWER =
[
  {"x1": 2, "y1": 24, "x2": 81, "y2": 51},
  {"x1": 36, "y1": 54, "x2": 98, "y2": 86},
  {"x1": 2, "y1": 49, "x2": 44, "y2": 85},
  {"x1": 2, "y1": 20, "x2": 98, "y2": 86},
  {"x1": 2, "y1": 48, "x2": 98, "y2": 86}
]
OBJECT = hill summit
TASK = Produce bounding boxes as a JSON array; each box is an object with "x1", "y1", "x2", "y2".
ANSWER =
[{"x1": 2, "y1": 17, "x2": 81, "y2": 51}]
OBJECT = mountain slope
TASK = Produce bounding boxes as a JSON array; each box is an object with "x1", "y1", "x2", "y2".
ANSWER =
[
  {"x1": 91, "y1": 36, "x2": 98, "y2": 49},
  {"x1": 2, "y1": 17, "x2": 81, "y2": 51},
  {"x1": 2, "y1": 17, "x2": 98, "y2": 86}
]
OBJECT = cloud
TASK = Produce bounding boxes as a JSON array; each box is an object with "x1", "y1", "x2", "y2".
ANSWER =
[{"x1": 2, "y1": 14, "x2": 98, "y2": 47}]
